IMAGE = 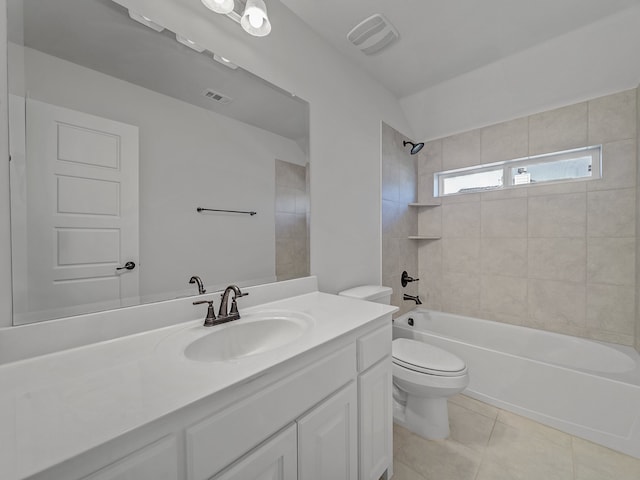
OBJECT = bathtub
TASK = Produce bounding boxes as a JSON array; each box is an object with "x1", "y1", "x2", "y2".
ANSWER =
[{"x1": 393, "y1": 308, "x2": 640, "y2": 459}]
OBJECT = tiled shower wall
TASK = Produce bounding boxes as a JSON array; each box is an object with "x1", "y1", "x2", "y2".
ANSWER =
[
  {"x1": 381, "y1": 123, "x2": 418, "y2": 317},
  {"x1": 275, "y1": 159, "x2": 310, "y2": 281},
  {"x1": 416, "y1": 89, "x2": 638, "y2": 346}
]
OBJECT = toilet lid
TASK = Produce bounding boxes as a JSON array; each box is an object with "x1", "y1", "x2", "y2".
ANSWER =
[{"x1": 392, "y1": 338, "x2": 467, "y2": 377}]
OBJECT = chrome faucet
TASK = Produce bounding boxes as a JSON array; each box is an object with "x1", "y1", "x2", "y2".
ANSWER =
[
  {"x1": 189, "y1": 276, "x2": 206, "y2": 295},
  {"x1": 218, "y1": 285, "x2": 249, "y2": 323},
  {"x1": 403, "y1": 294, "x2": 422, "y2": 305}
]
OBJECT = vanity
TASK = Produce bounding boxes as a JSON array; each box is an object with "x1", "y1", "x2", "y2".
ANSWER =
[{"x1": 0, "y1": 277, "x2": 397, "y2": 480}]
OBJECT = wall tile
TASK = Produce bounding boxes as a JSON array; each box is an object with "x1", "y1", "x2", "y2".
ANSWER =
[
  {"x1": 382, "y1": 200, "x2": 401, "y2": 238},
  {"x1": 441, "y1": 192, "x2": 482, "y2": 204},
  {"x1": 417, "y1": 139, "x2": 443, "y2": 175},
  {"x1": 418, "y1": 206, "x2": 442, "y2": 238},
  {"x1": 418, "y1": 240, "x2": 442, "y2": 309},
  {"x1": 480, "y1": 187, "x2": 527, "y2": 201},
  {"x1": 588, "y1": 139, "x2": 637, "y2": 192},
  {"x1": 528, "y1": 237, "x2": 586, "y2": 282},
  {"x1": 528, "y1": 279, "x2": 586, "y2": 329},
  {"x1": 587, "y1": 237, "x2": 636, "y2": 286},
  {"x1": 481, "y1": 198, "x2": 528, "y2": 238},
  {"x1": 443, "y1": 237, "x2": 480, "y2": 274},
  {"x1": 417, "y1": 172, "x2": 438, "y2": 203},
  {"x1": 587, "y1": 188, "x2": 636, "y2": 237},
  {"x1": 480, "y1": 238, "x2": 528, "y2": 276},
  {"x1": 528, "y1": 193, "x2": 586, "y2": 238},
  {"x1": 442, "y1": 272, "x2": 480, "y2": 317},
  {"x1": 586, "y1": 284, "x2": 635, "y2": 336},
  {"x1": 529, "y1": 102, "x2": 588, "y2": 155},
  {"x1": 481, "y1": 117, "x2": 528, "y2": 163},
  {"x1": 442, "y1": 130, "x2": 482, "y2": 170},
  {"x1": 526, "y1": 180, "x2": 586, "y2": 197},
  {"x1": 588, "y1": 89, "x2": 637, "y2": 145},
  {"x1": 480, "y1": 274, "x2": 528, "y2": 317},
  {"x1": 443, "y1": 202, "x2": 481, "y2": 237}
]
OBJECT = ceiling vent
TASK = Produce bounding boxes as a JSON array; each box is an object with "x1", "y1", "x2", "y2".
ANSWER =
[
  {"x1": 202, "y1": 88, "x2": 233, "y2": 105},
  {"x1": 347, "y1": 14, "x2": 399, "y2": 55}
]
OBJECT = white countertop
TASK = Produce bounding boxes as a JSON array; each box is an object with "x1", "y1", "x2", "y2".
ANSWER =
[{"x1": 0, "y1": 291, "x2": 396, "y2": 480}]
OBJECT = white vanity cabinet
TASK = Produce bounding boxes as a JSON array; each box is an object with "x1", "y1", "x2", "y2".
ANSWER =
[
  {"x1": 25, "y1": 319, "x2": 392, "y2": 480},
  {"x1": 357, "y1": 324, "x2": 393, "y2": 480},
  {"x1": 211, "y1": 424, "x2": 298, "y2": 480},
  {"x1": 298, "y1": 382, "x2": 358, "y2": 480}
]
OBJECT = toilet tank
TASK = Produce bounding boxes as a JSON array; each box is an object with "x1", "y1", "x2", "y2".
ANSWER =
[{"x1": 338, "y1": 285, "x2": 393, "y2": 305}]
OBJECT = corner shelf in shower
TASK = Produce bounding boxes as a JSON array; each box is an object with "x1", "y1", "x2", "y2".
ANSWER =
[
  {"x1": 408, "y1": 202, "x2": 441, "y2": 207},
  {"x1": 408, "y1": 235, "x2": 441, "y2": 240}
]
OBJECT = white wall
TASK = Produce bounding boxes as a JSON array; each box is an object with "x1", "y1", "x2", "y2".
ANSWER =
[
  {"x1": 0, "y1": 0, "x2": 413, "y2": 326},
  {"x1": 401, "y1": 5, "x2": 640, "y2": 141}
]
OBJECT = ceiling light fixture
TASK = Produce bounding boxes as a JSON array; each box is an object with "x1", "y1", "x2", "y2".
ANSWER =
[
  {"x1": 213, "y1": 53, "x2": 239, "y2": 69},
  {"x1": 128, "y1": 10, "x2": 165, "y2": 32},
  {"x1": 240, "y1": 0, "x2": 271, "y2": 37},
  {"x1": 202, "y1": 0, "x2": 272, "y2": 37},
  {"x1": 176, "y1": 34, "x2": 206, "y2": 52},
  {"x1": 201, "y1": 0, "x2": 235, "y2": 15}
]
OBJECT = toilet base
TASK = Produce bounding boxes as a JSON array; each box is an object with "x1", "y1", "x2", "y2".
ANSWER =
[{"x1": 393, "y1": 396, "x2": 451, "y2": 440}]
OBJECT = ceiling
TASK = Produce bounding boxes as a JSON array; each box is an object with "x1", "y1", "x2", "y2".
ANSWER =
[
  {"x1": 280, "y1": 0, "x2": 640, "y2": 98},
  {"x1": 9, "y1": 0, "x2": 308, "y2": 142}
]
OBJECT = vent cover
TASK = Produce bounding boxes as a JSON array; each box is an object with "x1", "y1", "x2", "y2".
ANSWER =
[
  {"x1": 347, "y1": 14, "x2": 399, "y2": 55},
  {"x1": 202, "y1": 89, "x2": 233, "y2": 105}
]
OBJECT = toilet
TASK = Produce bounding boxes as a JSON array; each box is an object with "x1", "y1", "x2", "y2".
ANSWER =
[
  {"x1": 391, "y1": 338, "x2": 469, "y2": 439},
  {"x1": 338, "y1": 285, "x2": 470, "y2": 440}
]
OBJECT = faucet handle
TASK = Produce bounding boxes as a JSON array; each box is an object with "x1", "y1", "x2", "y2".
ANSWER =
[{"x1": 193, "y1": 300, "x2": 217, "y2": 327}]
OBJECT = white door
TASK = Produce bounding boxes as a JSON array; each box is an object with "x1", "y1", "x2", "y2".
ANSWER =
[
  {"x1": 22, "y1": 99, "x2": 139, "y2": 322},
  {"x1": 298, "y1": 382, "x2": 358, "y2": 480},
  {"x1": 358, "y1": 359, "x2": 393, "y2": 480},
  {"x1": 213, "y1": 425, "x2": 297, "y2": 480}
]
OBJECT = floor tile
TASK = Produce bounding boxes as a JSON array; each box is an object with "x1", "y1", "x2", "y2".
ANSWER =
[
  {"x1": 392, "y1": 460, "x2": 425, "y2": 480},
  {"x1": 449, "y1": 394, "x2": 499, "y2": 420},
  {"x1": 448, "y1": 402, "x2": 495, "y2": 452},
  {"x1": 572, "y1": 437, "x2": 640, "y2": 480},
  {"x1": 496, "y1": 409, "x2": 572, "y2": 448},
  {"x1": 394, "y1": 425, "x2": 482, "y2": 480}
]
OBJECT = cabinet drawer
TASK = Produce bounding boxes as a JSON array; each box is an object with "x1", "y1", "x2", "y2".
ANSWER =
[
  {"x1": 81, "y1": 436, "x2": 178, "y2": 480},
  {"x1": 357, "y1": 324, "x2": 391, "y2": 372},
  {"x1": 186, "y1": 343, "x2": 356, "y2": 480}
]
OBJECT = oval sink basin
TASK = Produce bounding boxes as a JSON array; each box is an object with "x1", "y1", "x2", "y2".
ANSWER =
[{"x1": 184, "y1": 311, "x2": 313, "y2": 362}]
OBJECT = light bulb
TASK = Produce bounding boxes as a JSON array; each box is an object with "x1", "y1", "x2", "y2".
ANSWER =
[{"x1": 248, "y1": 10, "x2": 264, "y2": 29}]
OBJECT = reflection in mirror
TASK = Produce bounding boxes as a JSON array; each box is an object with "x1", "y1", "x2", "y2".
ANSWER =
[{"x1": 8, "y1": 0, "x2": 310, "y2": 325}]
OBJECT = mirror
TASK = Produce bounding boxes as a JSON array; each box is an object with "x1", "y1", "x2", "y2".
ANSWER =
[{"x1": 7, "y1": 0, "x2": 310, "y2": 325}]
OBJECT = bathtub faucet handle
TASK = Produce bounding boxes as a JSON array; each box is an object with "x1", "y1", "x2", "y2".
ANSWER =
[{"x1": 401, "y1": 271, "x2": 420, "y2": 287}]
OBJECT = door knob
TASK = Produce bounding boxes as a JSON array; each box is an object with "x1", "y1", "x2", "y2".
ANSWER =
[{"x1": 116, "y1": 261, "x2": 136, "y2": 271}]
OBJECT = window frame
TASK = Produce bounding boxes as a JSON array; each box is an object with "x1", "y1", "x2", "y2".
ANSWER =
[{"x1": 434, "y1": 145, "x2": 602, "y2": 197}]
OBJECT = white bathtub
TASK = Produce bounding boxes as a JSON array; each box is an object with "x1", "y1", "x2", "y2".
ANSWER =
[{"x1": 393, "y1": 308, "x2": 640, "y2": 459}]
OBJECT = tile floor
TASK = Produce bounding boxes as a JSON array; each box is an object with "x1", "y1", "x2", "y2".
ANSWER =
[{"x1": 392, "y1": 394, "x2": 640, "y2": 480}]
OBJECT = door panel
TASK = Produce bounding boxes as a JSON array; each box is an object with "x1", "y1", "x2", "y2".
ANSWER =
[{"x1": 17, "y1": 99, "x2": 139, "y2": 323}]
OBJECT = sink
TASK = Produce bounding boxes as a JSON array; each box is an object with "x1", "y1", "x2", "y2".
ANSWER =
[{"x1": 184, "y1": 311, "x2": 314, "y2": 362}]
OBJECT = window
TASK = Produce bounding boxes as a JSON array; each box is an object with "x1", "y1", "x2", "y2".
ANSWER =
[{"x1": 435, "y1": 145, "x2": 601, "y2": 197}]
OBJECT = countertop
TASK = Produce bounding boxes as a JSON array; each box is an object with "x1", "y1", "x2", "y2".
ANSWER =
[{"x1": 0, "y1": 291, "x2": 397, "y2": 479}]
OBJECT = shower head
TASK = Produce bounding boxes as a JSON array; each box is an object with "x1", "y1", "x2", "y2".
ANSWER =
[{"x1": 403, "y1": 140, "x2": 424, "y2": 155}]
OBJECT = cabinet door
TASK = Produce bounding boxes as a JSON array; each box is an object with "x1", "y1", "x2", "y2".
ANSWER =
[
  {"x1": 212, "y1": 424, "x2": 297, "y2": 480},
  {"x1": 298, "y1": 382, "x2": 358, "y2": 480},
  {"x1": 358, "y1": 358, "x2": 393, "y2": 480},
  {"x1": 82, "y1": 436, "x2": 177, "y2": 480}
]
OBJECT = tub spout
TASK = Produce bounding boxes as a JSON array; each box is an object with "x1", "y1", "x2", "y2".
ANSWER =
[{"x1": 403, "y1": 294, "x2": 422, "y2": 305}]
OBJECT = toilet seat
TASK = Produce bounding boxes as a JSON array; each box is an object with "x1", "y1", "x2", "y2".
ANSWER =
[{"x1": 392, "y1": 338, "x2": 467, "y2": 377}]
